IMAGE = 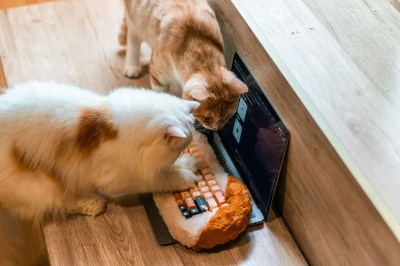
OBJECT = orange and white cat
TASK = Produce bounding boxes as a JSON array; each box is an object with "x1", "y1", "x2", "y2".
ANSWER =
[
  {"x1": 0, "y1": 81, "x2": 200, "y2": 221},
  {"x1": 120, "y1": 0, "x2": 248, "y2": 130}
]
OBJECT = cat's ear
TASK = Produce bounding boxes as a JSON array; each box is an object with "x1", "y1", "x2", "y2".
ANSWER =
[
  {"x1": 221, "y1": 67, "x2": 249, "y2": 95},
  {"x1": 76, "y1": 108, "x2": 118, "y2": 156},
  {"x1": 167, "y1": 126, "x2": 187, "y2": 138},
  {"x1": 165, "y1": 126, "x2": 187, "y2": 147},
  {"x1": 184, "y1": 76, "x2": 212, "y2": 101},
  {"x1": 185, "y1": 100, "x2": 200, "y2": 113}
]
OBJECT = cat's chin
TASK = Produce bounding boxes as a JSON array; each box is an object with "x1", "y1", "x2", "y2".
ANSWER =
[
  {"x1": 200, "y1": 124, "x2": 221, "y2": 132},
  {"x1": 194, "y1": 120, "x2": 214, "y2": 133}
]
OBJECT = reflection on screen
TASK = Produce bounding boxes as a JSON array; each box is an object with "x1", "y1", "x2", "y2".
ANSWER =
[{"x1": 218, "y1": 54, "x2": 289, "y2": 214}]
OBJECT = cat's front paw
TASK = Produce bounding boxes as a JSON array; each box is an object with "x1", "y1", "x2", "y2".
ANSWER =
[
  {"x1": 124, "y1": 64, "x2": 142, "y2": 78},
  {"x1": 173, "y1": 169, "x2": 200, "y2": 191},
  {"x1": 176, "y1": 155, "x2": 202, "y2": 173},
  {"x1": 73, "y1": 197, "x2": 106, "y2": 217}
]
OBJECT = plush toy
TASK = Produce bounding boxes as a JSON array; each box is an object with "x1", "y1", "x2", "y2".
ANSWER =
[{"x1": 153, "y1": 132, "x2": 252, "y2": 250}]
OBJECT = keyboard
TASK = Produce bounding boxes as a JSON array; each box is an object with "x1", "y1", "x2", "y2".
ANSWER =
[{"x1": 172, "y1": 142, "x2": 229, "y2": 219}]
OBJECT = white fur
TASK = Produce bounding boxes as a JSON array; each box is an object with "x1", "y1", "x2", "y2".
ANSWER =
[{"x1": 0, "y1": 81, "x2": 200, "y2": 221}]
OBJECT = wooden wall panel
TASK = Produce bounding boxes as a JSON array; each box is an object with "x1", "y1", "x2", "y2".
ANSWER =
[{"x1": 209, "y1": 0, "x2": 400, "y2": 265}]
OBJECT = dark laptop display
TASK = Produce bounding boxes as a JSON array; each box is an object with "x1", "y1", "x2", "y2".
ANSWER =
[{"x1": 218, "y1": 53, "x2": 289, "y2": 217}]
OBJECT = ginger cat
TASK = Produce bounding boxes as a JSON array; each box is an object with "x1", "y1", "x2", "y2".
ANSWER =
[{"x1": 120, "y1": 0, "x2": 248, "y2": 130}]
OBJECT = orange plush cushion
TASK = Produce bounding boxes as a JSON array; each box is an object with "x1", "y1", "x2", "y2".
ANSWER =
[
  {"x1": 192, "y1": 176, "x2": 252, "y2": 250},
  {"x1": 153, "y1": 132, "x2": 252, "y2": 250}
]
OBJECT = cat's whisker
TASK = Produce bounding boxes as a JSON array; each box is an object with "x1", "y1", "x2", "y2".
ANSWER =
[{"x1": 194, "y1": 122, "x2": 211, "y2": 133}]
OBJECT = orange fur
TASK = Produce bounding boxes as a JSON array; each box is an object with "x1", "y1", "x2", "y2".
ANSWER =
[
  {"x1": 0, "y1": 205, "x2": 48, "y2": 266},
  {"x1": 122, "y1": 0, "x2": 248, "y2": 130},
  {"x1": 192, "y1": 176, "x2": 252, "y2": 251},
  {"x1": 118, "y1": 18, "x2": 128, "y2": 46},
  {"x1": 76, "y1": 107, "x2": 118, "y2": 156},
  {"x1": 10, "y1": 144, "x2": 65, "y2": 189}
]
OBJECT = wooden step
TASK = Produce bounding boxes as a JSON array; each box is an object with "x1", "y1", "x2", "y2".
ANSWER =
[
  {"x1": 209, "y1": 0, "x2": 400, "y2": 264},
  {"x1": 0, "y1": 0, "x2": 306, "y2": 264}
]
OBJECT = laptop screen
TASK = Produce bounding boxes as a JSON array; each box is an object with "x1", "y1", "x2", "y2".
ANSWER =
[{"x1": 218, "y1": 53, "x2": 289, "y2": 216}]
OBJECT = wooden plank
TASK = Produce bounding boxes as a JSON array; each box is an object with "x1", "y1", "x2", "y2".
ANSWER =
[
  {"x1": 231, "y1": 0, "x2": 400, "y2": 234},
  {"x1": 43, "y1": 202, "x2": 184, "y2": 266},
  {"x1": 209, "y1": 0, "x2": 400, "y2": 264},
  {"x1": 0, "y1": 0, "x2": 149, "y2": 92},
  {"x1": 0, "y1": 0, "x2": 306, "y2": 265},
  {"x1": 297, "y1": 0, "x2": 400, "y2": 233},
  {"x1": 389, "y1": 0, "x2": 400, "y2": 12},
  {"x1": 43, "y1": 201, "x2": 305, "y2": 266},
  {"x1": 0, "y1": 57, "x2": 6, "y2": 90},
  {"x1": 0, "y1": 0, "x2": 57, "y2": 10}
]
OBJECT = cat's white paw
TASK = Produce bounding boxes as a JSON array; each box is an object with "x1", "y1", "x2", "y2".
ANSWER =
[
  {"x1": 174, "y1": 169, "x2": 199, "y2": 190},
  {"x1": 176, "y1": 155, "x2": 202, "y2": 172},
  {"x1": 73, "y1": 198, "x2": 106, "y2": 217},
  {"x1": 124, "y1": 65, "x2": 142, "y2": 78}
]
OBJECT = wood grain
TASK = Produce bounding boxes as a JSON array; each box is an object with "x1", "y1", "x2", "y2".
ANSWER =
[
  {"x1": 232, "y1": 0, "x2": 400, "y2": 236},
  {"x1": 0, "y1": 0, "x2": 149, "y2": 93},
  {"x1": 209, "y1": 0, "x2": 400, "y2": 264},
  {"x1": 43, "y1": 201, "x2": 305, "y2": 266},
  {"x1": 0, "y1": 0, "x2": 57, "y2": 9},
  {"x1": 0, "y1": 0, "x2": 306, "y2": 265},
  {"x1": 389, "y1": 0, "x2": 400, "y2": 11},
  {"x1": 0, "y1": 57, "x2": 6, "y2": 90}
]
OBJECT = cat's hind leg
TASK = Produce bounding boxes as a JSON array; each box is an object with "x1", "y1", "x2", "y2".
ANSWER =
[
  {"x1": 124, "y1": 21, "x2": 142, "y2": 78},
  {"x1": 150, "y1": 72, "x2": 168, "y2": 93},
  {"x1": 149, "y1": 53, "x2": 172, "y2": 93},
  {"x1": 0, "y1": 168, "x2": 62, "y2": 221},
  {"x1": 118, "y1": 18, "x2": 127, "y2": 46}
]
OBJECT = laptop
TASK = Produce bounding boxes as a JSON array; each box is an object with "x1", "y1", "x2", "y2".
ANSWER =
[{"x1": 142, "y1": 52, "x2": 290, "y2": 245}]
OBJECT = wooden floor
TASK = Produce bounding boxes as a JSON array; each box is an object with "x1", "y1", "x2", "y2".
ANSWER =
[
  {"x1": 0, "y1": 0, "x2": 306, "y2": 265},
  {"x1": 0, "y1": 58, "x2": 6, "y2": 89},
  {"x1": 42, "y1": 197, "x2": 305, "y2": 265},
  {"x1": 0, "y1": 0, "x2": 56, "y2": 9}
]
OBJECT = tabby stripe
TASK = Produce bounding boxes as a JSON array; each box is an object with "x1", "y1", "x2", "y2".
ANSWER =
[
  {"x1": 150, "y1": 72, "x2": 163, "y2": 87},
  {"x1": 185, "y1": 24, "x2": 224, "y2": 53}
]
